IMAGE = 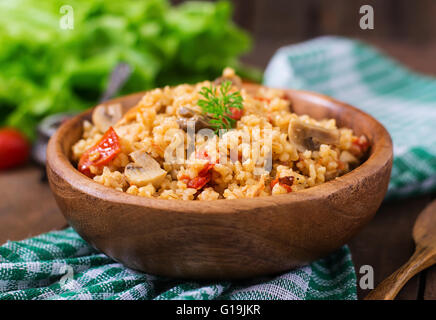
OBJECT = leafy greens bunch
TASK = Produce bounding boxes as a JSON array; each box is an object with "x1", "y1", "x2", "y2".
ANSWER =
[{"x1": 0, "y1": 0, "x2": 260, "y2": 138}]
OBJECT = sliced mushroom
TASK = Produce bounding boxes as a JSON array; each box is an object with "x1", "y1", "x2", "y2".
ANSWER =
[
  {"x1": 176, "y1": 106, "x2": 213, "y2": 132},
  {"x1": 92, "y1": 103, "x2": 123, "y2": 133},
  {"x1": 178, "y1": 106, "x2": 196, "y2": 118},
  {"x1": 177, "y1": 115, "x2": 212, "y2": 132},
  {"x1": 124, "y1": 151, "x2": 167, "y2": 187},
  {"x1": 288, "y1": 119, "x2": 340, "y2": 152}
]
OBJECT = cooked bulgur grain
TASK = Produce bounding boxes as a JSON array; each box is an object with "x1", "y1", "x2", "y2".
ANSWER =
[{"x1": 72, "y1": 68, "x2": 368, "y2": 200}]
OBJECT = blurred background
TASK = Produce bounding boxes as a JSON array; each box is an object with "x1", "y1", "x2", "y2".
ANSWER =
[
  {"x1": 2, "y1": 0, "x2": 435, "y2": 140},
  {"x1": 1, "y1": 0, "x2": 435, "y2": 141},
  {"x1": 228, "y1": 0, "x2": 436, "y2": 71}
]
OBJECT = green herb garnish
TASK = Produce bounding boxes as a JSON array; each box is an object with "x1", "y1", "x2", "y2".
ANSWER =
[{"x1": 198, "y1": 80, "x2": 243, "y2": 133}]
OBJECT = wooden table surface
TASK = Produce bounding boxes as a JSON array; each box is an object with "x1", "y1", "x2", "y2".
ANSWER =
[{"x1": 1, "y1": 39, "x2": 436, "y2": 300}]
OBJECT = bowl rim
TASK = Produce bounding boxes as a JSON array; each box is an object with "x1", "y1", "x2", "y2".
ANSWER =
[{"x1": 47, "y1": 86, "x2": 393, "y2": 214}]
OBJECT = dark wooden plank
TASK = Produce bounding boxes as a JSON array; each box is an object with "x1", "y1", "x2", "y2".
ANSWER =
[
  {"x1": 250, "y1": 0, "x2": 314, "y2": 40},
  {"x1": 0, "y1": 165, "x2": 67, "y2": 245},
  {"x1": 232, "y1": 0, "x2": 256, "y2": 32},
  {"x1": 242, "y1": 37, "x2": 436, "y2": 76},
  {"x1": 424, "y1": 193, "x2": 436, "y2": 300},
  {"x1": 175, "y1": 0, "x2": 436, "y2": 44},
  {"x1": 370, "y1": 41, "x2": 436, "y2": 76},
  {"x1": 391, "y1": 0, "x2": 433, "y2": 43},
  {"x1": 424, "y1": 267, "x2": 436, "y2": 300},
  {"x1": 349, "y1": 196, "x2": 433, "y2": 300}
]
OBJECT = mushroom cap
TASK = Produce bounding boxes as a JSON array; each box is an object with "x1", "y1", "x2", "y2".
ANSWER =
[
  {"x1": 288, "y1": 119, "x2": 340, "y2": 152},
  {"x1": 92, "y1": 103, "x2": 123, "y2": 133},
  {"x1": 125, "y1": 151, "x2": 167, "y2": 187},
  {"x1": 176, "y1": 106, "x2": 213, "y2": 132}
]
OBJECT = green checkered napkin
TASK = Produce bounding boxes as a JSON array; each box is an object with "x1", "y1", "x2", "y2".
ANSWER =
[
  {"x1": 0, "y1": 227, "x2": 356, "y2": 300},
  {"x1": 7, "y1": 35, "x2": 434, "y2": 300},
  {"x1": 264, "y1": 36, "x2": 436, "y2": 199}
]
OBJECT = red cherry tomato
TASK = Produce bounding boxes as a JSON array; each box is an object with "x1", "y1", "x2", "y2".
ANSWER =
[
  {"x1": 0, "y1": 128, "x2": 30, "y2": 170},
  {"x1": 78, "y1": 127, "x2": 121, "y2": 177},
  {"x1": 229, "y1": 107, "x2": 243, "y2": 120}
]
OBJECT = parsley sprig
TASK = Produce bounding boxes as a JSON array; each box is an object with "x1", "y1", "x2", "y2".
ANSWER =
[{"x1": 198, "y1": 80, "x2": 243, "y2": 133}]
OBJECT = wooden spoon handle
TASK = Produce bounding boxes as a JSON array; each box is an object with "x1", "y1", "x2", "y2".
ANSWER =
[{"x1": 365, "y1": 247, "x2": 436, "y2": 300}]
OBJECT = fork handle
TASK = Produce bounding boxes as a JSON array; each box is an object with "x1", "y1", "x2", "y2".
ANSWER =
[{"x1": 364, "y1": 246, "x2": 436, "y2": 300}]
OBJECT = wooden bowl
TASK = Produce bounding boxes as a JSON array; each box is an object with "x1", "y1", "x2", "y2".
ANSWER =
[{"x1": 46, "y1": 84, "x2": 393, "y2": 279}]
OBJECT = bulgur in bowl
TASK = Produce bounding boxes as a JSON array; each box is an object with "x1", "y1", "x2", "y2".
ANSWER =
[
  {"x1": 70, "y1": 68, "x2": 370, "y2": 201},
  {"x1": 46, "y1": 69, "x2": 392, "y2": 279}
]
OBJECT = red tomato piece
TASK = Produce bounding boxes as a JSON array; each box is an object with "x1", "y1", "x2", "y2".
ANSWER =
[
  {"x1": 187, "y1": 175, "x2": 211, "y2": 190},
  {"x1": 185, "y1": 162, "x2": 215, "y2": 190},
  {"x1": 280, "y1": 183, "x2": 293, "y2": 193},
  {"x1": 270, "y1": 177, "x2": 279, "y2": 190},
  {"x1": 228, "y1": 107, "x2": 243, "y2": 120},
  {"x1": 196, "y1": 150, "x2": 210, "y2": 161},
  {"x1": 270, "y1": 176, "x2": 294, "y2": 193},
  {"x1": 198, "y1": 163, "x2": 214, "y2": 177},
  {"x1": 352, "y1": 135, "x2": 370, "y2": 153},
  {"x1": 0, "y1": 128, "x2": 30, "y2": 170},
  {"x1": 78, "y1": 127, "x2": 121, "y2": 177},
  {"x1": 179, "y1": 175, "x2": 190, "y2": 184},
  {"x1": 254, "y1": 96, "x2": 271, "y2": 103}
]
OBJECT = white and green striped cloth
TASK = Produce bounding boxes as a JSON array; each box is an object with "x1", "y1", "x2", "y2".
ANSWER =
[
  {"x1": 265, "y1": 36, "x2": 436, "y2": 199},
  {"x1": 0, "y1": 227, "x2": 356, "y2": 300},
  {"x1": 2, "y1": 36, "x2": 435, "y2": 300}
]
